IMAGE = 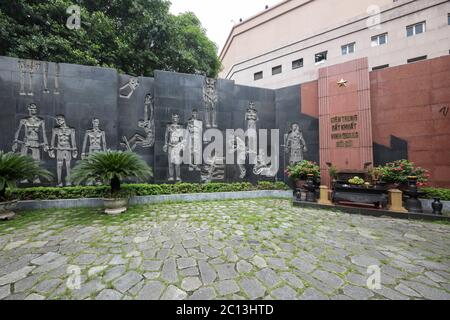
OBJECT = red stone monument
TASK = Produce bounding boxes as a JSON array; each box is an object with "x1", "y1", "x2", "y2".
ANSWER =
[{"x1": 318, "y1": 57, "x2": 374, "y2": 186}]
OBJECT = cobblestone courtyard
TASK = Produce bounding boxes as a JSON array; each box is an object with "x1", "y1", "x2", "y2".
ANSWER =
[{"x1": 0, "y1": 199, "x2": 449, "y2": 300}]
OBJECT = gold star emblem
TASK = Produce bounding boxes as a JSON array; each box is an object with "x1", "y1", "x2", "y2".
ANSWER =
[{"x1": 337, "y1": 78, "x2": 348, "y2": 88}]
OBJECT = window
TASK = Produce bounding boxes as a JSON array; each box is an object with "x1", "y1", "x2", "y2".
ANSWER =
[
  {"x1": 341, "y1": 42, "x2": 355, "y2": 55},
  {"x1": 371, "y1": 33, "x2": 388, "y2": 47},
  {"x1": 315, "y1": 51, "x2": 328, "y2": 64},
  {"x1": 407, "y1": 56, "x2": 427, "y2": 63},
  {"x1": 448, "y1": 13, "x2": 450, "y2": 25},
  {"x1": 254, "y1": 71, "x2": 263, "y2": 81},
  {"x1": 292, "y1": 58, "x2": 304, "y2": 69},
  {"x1": 272, "y1": 65, "x2": 282, "y2": 75},
  {"x1": 406, "y1": 21, "x2": 426, "y2": 37},
  {"x1": 372, "y1": 64, "x2": 389, "y2": 71}
]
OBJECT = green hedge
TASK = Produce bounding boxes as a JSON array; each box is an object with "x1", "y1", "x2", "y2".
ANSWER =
[
  {"x1": 7, "y1": 182, "x2": 289, "y2": 201},
  {"x1": 422, "y1": 188, "x2": 450, "y2": 201}
]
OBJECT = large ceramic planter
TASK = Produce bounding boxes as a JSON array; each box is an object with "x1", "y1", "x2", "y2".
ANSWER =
[
  {"x1": 103, "y1": 198, "x2": 129, "y2": 215},
  {"x1": 0, "y1": 200, "x2": 18, "y2": 220}
]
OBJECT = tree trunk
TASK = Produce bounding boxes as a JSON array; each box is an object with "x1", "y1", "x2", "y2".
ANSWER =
[{"x1": 110, "y1": 176, "x2": 121, "y2": 197}]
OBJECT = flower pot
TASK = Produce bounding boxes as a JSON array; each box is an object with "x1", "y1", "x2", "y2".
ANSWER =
[
  {"x1": 432, "y1": 198, "x2": 443, "y2": 215},
  {"x1": 103, "y1": 198, "x2": 129, "y2": 215},
  {"x1": 0, "y1": 200, "x2": 18, "y2": 220}
]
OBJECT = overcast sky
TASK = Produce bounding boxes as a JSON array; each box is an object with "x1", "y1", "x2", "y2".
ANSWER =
[{"x1": 169, "y1": 0, "x2": 282, "y2": 53}]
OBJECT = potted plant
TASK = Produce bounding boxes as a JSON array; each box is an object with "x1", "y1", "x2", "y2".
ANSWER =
[
  {"x1": 285, "y1": 160, "x2": 320, "y2": 188},
  {"x1": 71, "y1": 151, "x2": 153, "y2": 214},
  {"x1": 379, "y1": 160, "x2": 429, "y2": 190},
  {"x1": 0, "y1": 151, "x2": 51, "y2": 220}
]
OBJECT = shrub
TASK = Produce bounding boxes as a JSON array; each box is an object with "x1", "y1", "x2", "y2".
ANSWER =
[
  {"x1": 285, "y1": 160, "x2": 320, "y2": 180},
  {"x1": 70, "y1": 151, "x2": 153, "y2": 197},
  {"x1": 0, "y1": 151, "x2": 52, "y2": 202},
  {"x1": 379, "y1": 160, "x2": 430, "y2": 185},
  {"x1": 7, "y1": 181, "x2": 289, "y2": 201},
  {"x1": 422, "y1": 188, "x2": 450, "y2": 201}
]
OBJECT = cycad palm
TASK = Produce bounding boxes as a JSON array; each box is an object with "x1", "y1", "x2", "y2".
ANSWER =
[
  {"x1": 71, "y1": 151, "x2": 153, "y2": 196},
  {"x1": 0, "y1": 151, "x2": 52, "y2": 201}
]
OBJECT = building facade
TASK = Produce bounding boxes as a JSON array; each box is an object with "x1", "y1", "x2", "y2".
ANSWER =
[{"x1": 220, "y1": 0, "x2": 450, "y2": 89}]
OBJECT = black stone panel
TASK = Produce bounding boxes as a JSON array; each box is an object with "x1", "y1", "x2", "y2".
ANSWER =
[{"x1": 374, "y1": 135, "x2": 408, "y2": 166}]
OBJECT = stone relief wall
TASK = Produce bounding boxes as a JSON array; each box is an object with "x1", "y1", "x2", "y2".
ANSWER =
[{"x1": 0, "y1": 55, "x2": 319, "y2": 186}]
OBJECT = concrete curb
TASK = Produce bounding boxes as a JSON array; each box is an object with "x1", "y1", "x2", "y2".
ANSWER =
[
  {"x1": 16, "y1": 190, "x2": 293, "y2": 211},
  {"x1": 420, "y1": 199, "x2": 450, "y2": 212}
]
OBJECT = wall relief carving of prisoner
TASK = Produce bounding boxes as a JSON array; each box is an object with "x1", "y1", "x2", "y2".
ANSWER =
[
  {"x1": 187, "y1": 109, "x2": 203, "y2": 172},
  {"x1": 163, "y1": 113, "x2": 186, "y2": 182},
  {"x1": 203, "y1": 78, "x2": 218, "y2": 128},
  {"x1": 285, "y1": 123, "x2": 307, "y2": 165},
  {"x1": 119, "y1": 77, "x2": 140, "y2": 99},
  {"x1": 228, "y1": 132, "x2": 247, "y2": 179},
  {"x1": 253, "y1": 149, "x2": 277, "y2": 177},
  {"x1": 49, "y1": 115, "x2": 77, "y2": 186},
  {"x1": 18, "y1": 60, "x2": 40, "y2": 96},
  {"x1": 12, "y1": 103, "x2": 49, "y2": 183},
  {"x1": 122, "y1": 94, "x2": 155, "y2": 151},
  {"x1": 201, "y1": 153, "x2": 225, "y2": 183},
  {"x1": 82, "y1": 118, "x2": 107, "y2": 159}
]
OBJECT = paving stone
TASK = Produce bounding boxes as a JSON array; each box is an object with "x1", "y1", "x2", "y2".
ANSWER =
[
  {"x1": 109, "y1": 255, "x2": 127, "y2": 266},
  {"x1": 113, "y1": 272, "x2": 142, "y2": 293},
  {"x1": 256, "y1": 268, "x2": 282, "y2": 288},
  {"x1": 74, "y1": 253, "x2": 97, "y2": 265},
  {"x1": 143, "y1": 272, "x2": 160, "y2": 280},
  {"x1": 180, "y1": 267, "x2": 199, "y2": 277},
  {"x1": 215, "y1": 280, "x2": 240, "y2": 296},
  {"x1": 0, "y1": 266, "x2": 36, "y2": 287},
  {"x1": 31, "y1": 252, "x2": 62, "y2": 265},
  {"x1": 13, "y1": 274, "x2": 40, "y2": 293},
  {"x1": 4, "y1": 240, "x2": 28, "y2": 250},
  {"x1": 73, "y1": 279, "x2": 105, "y2": 299},
  {"x1": 290, "y1": 258, "x2": 315, "y2": 273},
  {"x1": 236, "y1": 260, "x2": 253, "y2": 274},
  {"x1": 24, "y1": 293, "x2": 45, "y2": 300},
  {"x1": 240, "y1": 277, "x2": 266, "y2": 299},
  {"x1": 425, "y1": 271, "x2": 447, "y2": 283},
  {"x1": 252, "y1": 255, "x2": 267, "y2": 269},
  {"x1": 224, "y1": 247, "x2": 239, "y2": 262},
  {"x1": 161, "y1": 258, "x2": 178, "y2": 283},
  {"x1": 271, "y1": 285, "x2": 297, "y2": 300},
  {"x1": 181, "y1": 277, "x2": 202, "y2": 292},
  {"x1": 96, "y1": 289, "x2": 123, "y2": 300},
  {"x1": 299, "y1": 288, "x2": 329, "y2": 300},
  {"x1": 88, "y1": 265, "x2": 108, "y2": 277},
  {"x1": 143, "y1": 260, "x2": 163, "y2": 271},
  {"x1": 312, "y1": 270, "x2": 344, "y2": 290},
  {"x1": 103, "y1": 265, "x2": 126, "y2": 282},
  {"x1": 137, "y1": 281, "x2": 165, "y2": 300},
  {"x1": 215, "y1": 263, "x2": 238, "y2": 280},
  {"x1": 0, "y1": 285, "x2": 10, "y2": 299},
  {"x1": 342, "y1": 285, "x2": 374, "y2": 300},
  {"x1": 400, "y1": 281, "x2": 450, "y2": 300},
  {"x1": 377, "y1": 287, "x2": 410, "y2": 300},
  {"x1": 189, "y1": 287, "x2": 217, "y2": 300},
  {"x1": 350, "y1": 255, "x2": 380, "y2": 268},
  {"x1": 394, "y1": 283, "x2": 422, "y2": 298},
  {"x1": 177, "y1": 257, "x2": 197, "y2": 269},
  {"x1": 266, "y1": 257, "x2": 288, "y2": 271},
  {"x1": 34, "y1": 278, "x2": 63, "y2": 295},
  {"x1": 161, "y1": 285, "x2": 187, "y2": 300},
  {"x1": 198, "y1": 261, "x2": 217, "y2": 285},
  {"x1": 280, "y1": 272, "x2": 304, "y2": 289}
]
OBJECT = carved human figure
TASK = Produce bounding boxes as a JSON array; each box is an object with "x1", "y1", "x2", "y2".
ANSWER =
[
  {"x1": 12, "y1": 103, "x2": 49, "y2": 183},
  {"x1": 119, "y1": 77, "x2": 140, "y2": 99},
  {"x1": 245, "y1": 102, "x2": 258, "y2": 158},
  {"x1": 49, "y1": 115, "x2": 78, "y2": 186},
  {"x1": 122, "y1": 94, "x2": 155, "y2": 150},
  {"x1": 286, "y1": 123, "x2": 307, "y2": 165},
  {"x1": 253, "y1": 149, "x2": 276, "y2": 177},
  {"x1": 203, "y1": 78, "x2": 218, "y2": 128},
  {"x1": 187, "y1": 109, "x2": 203, "y2": 171},
  {"x1": 228, "y1": 133, "x2": 247, "y2": 179},
  {"x1": 82, "y1": 118, "x2": 107, "y2": 159},
  {"x1": 163, "y1": 113, "x2": 186, "y2": 182}
]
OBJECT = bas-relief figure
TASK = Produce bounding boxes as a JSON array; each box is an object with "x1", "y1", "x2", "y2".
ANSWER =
[
  {"x1": 187, "y1": 109, "x2": 203, "y2": 172},
  {"x1": 285, "y1": 123, "x2": 307, "y2": 165},
  {"x1": 245, "y1": 102, "x2": 258, "y2": 161},
  {"x1": 163, "y1": 113, "x2": 186, "y2": 182},
  {"x1": 82, "y1": 118, "x2": 107, "y2": 159},
  {"x1": 122, "y1": 94, "x2": 155, "y2": 151},
  {"x1": 12, "y1": 103, "x2": 49, "y2": 183},
  {"x1": 18, "y1": 60, "x2": 40, "y2": 96},
  {"x1": 49, "y1": 115, "x2": 78, "y2": 187},
  {"x1": 201, "y1": 153, "x2": 225, "y2": 183},
  {"x1": 203, "y1": 78, "x2": 218, "y2": 128},
  {"x1": 119, "y1": 77, "x2": 140, "y2": 99},
  {"x1": 253, "y1": 149, "x2": 276, "y2": 177},
  {"x1": 228, "y1": 133, "x2": 247, "y2": 179}
]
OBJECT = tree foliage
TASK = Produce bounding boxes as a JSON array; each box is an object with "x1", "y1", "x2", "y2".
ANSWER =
[{"x1": 0, "y1": 0, "x2": 221, "y2": 77}]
